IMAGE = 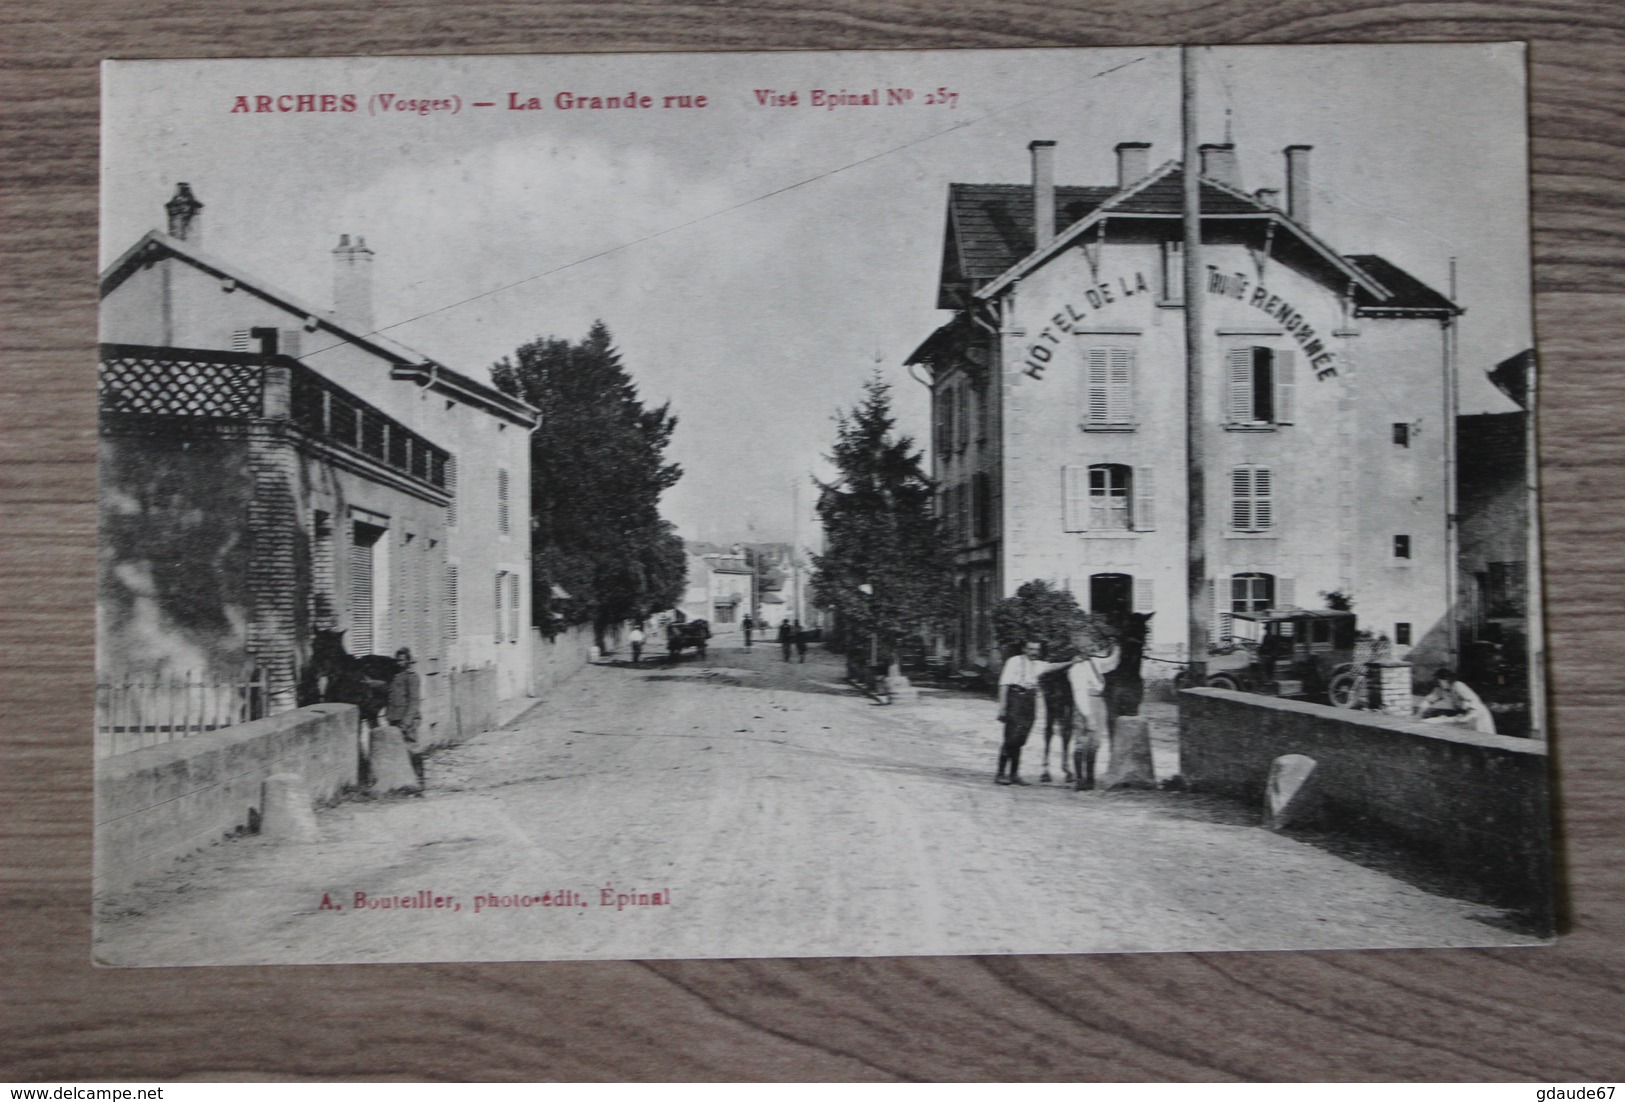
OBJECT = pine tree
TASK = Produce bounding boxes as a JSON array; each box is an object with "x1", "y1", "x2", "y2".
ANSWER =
[
  {"x1": 810, "y1": 375, "x2": 955, "y2": 674},
  {"x1": 492, "y1": 321, "x2": 686, "y2": 643}
]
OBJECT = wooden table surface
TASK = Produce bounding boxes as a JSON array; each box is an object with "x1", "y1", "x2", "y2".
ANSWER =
[{"x1": 3, "y1": 1, "x2": 1623, "y2": 1082}]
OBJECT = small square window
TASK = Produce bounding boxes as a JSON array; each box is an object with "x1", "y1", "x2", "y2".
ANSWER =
[
  {"x1": 1392, "y1": 422, "x2": 1410, "y2": 447},
  {"x1": 1394, "y1": 534, "x2": 1411, "y2": 559},
  {"x1": 1396, "y1": 622, "x2": 1413, "y2": 645}
]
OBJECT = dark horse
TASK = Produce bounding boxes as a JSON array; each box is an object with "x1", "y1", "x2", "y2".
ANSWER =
[
  {"x1": 1038, "y1": 612, "x2": 1153, "y2": 786},
  {"x1": 304, "y1": 628, "x2": 399, "y2": 729}
]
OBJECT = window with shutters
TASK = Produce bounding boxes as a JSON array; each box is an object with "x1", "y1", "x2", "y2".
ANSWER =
[
  {"x1": 936, "y1": 388, "x2": 956, "y2": 458},
  {"x1": 1231, "y1": 572, "x2": 1275, "y2": 614},
  {"x1": 1082, "y1": 347, "x2": 1135, "y2": 428},
  {"x1": 350, "y1": 521, "x2": 386, "y2": 654},
  {"x1": 497, "y1": 468, "x2": 511, "y2": 536},
  {"x1": 1063, "y1": 464, "x2": 1153, "y2": 534},
  {"x1": 1225, "y1": 347, "x2": 1295, "y2": 426},
  {"x1": 1230, "y1": 466, "x2": 1274, "y2": 533},
  {"x1": 973, "y1": 472, "x2": 992, "y2": 541}
]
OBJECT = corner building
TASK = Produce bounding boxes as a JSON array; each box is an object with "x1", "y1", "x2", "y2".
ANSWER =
[{"x1": 910, "y1": 141, "x2": 1461, "y2": 676}]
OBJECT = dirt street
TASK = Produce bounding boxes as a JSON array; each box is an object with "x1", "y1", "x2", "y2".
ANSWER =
[{"x1": 95, "y1": 644, "x2": 1539, "y2": 966}]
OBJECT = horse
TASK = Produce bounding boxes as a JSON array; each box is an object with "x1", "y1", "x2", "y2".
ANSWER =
[
  {"x1": 1103, "y1": 612, "x2": 1153, "y2": 725},
  {"x1": 1037, "y1": 669, "x2": 1077, "y2": 784},
  {"x1": 307, "y1": 628, "x2": 398, "y2": 729},
  {"x1": 1036, "y1": 612, "x2": 1153, "y2": 788}
]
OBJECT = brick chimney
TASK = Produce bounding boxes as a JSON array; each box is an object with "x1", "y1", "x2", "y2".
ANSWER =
[
  {"x1": 1115, "y1": 142, "x2": 1150, "y2": 190},
  {"x1": 332, "y1": 234, "x2": 376, "y2": 334},
  {"x1": 1199, "y1": 143, "x2": 1241, "y2": 188},
  {"x1": 1284, "y1": 144, "x2": 1312, "y2": 226},
  {"x1": 165, "y1": 183, "x2": 203, "y2": 245},
  {"x1": 1029, "y1": 140, "x2": 1056, "y2": 251}
]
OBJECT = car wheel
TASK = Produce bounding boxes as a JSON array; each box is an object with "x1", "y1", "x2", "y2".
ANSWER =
[
  {"x1": 1328, "y1": 670, "x2": 1361, "y2": 709},
  {"x1": 1207, "y1": 673, "x2": 1241, "y2": 692}
]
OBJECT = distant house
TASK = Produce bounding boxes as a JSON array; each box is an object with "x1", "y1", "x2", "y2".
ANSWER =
[
  {"x1": 680, "y1": 544, "x2": 756, "y2": 637},
  {"x1": 97, "y1": 185, "x2": 538, "y2": 744},
  {"x1": 1456, "y1": 349, "x2": 1534, "y2": 732}
]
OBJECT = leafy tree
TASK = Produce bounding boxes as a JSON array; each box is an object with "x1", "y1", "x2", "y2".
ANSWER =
[
  {"x1": 809, "y1": 375, "x2": 955, "y2": 672},
  {"x1": 992, "y1": 580, "x2": 1114, "y2": 661},
  {"x1": 492, "y1": 321, "x2": 686, "y2": 643}
]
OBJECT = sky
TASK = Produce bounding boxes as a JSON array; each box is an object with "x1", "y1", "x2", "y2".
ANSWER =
[{"x1": 102, "y1": 44, "x2": 1532, "y2": 545}]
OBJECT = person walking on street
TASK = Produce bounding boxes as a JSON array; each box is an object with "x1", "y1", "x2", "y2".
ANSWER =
[
  {"x1": 629, "y1": 624, "x2": 645, "y2": 665},
  {"x1": 794, "y1": 620, "x2": 808, "y2": 663},
  {"x1": 996, "y1": 641, "x2": 1082, "y2": 786},
  {"x1": 778, "y1": 618, "x2": 793, "y2": 662},
  {"x1": 742, "y1": 615, "x2": 754, "y2": 647}
]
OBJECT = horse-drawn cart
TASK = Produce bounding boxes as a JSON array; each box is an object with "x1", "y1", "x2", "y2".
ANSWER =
[{"x1": 665, "y1": 619, "x2": 711, "y2": 660}]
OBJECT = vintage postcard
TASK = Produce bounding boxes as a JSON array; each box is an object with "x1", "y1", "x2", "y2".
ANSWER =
[{"x1": 95, "y1": 44, "x2": 1550, "y2": 966}]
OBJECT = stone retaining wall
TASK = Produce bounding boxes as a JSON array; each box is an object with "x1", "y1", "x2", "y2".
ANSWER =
[
  {"x1": 1179, "y1": 687, "x2": 1551, "y2": 915},
  {"x1": 95, "y1": 703, "x2": 359, "y2": 894}
]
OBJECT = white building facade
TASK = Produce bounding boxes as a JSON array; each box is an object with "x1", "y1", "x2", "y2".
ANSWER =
[{"x1": 100, "y1": 186, "x2": 538, "y2": 708}]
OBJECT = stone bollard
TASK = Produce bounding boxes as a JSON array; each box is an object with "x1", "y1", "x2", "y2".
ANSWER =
[
  {"x1": 882, "y1": 670, "x2": 919, "y2": 703},
  {"x1": 1264, "y1": 753, "x2": 1318, "y2": 831},
  {"x1": 1104, "y1": 716, "x2": 1156, "y2": 789},
  {"x1": 369, "y1": 725, "x2": 423, "y2": 795},
  {"x1": 1368, "y1": 662, "x2": 1414, "y2": 716},
  {"x1": 260, "y1": 773, "x2": 320, "y2": 843}
]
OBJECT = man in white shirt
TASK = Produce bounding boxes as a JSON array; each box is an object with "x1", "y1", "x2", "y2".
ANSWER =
[
  {"x1": 996, "y1": 641, "x2": 1083, "y2": 786},
  {"x1": 1416, "y1": 667, "x2": 1497, "y2": 735},
  {"x1": 629, "y1": 625, "x2": 645, "y2": 665}
]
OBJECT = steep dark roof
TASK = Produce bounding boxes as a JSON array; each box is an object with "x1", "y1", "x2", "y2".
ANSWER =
[
  {"x1": 1104, "y1": 169, "x2": 1269, "y2": 217},
  {"x1": 947, "y1": 183, "x2": 1117, "y2": 283},
  {"x1": 1489, "y1": 348, "x2": 1535, "y2": 410},
  {"x1": 1344, "y1": 254, "x2": 1461, "y2": 317},
  {"x1": 935, "y1": 166, "x2": 1461, "y2": 318}
]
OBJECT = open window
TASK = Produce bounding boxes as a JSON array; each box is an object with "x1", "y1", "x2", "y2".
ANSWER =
[{"x1": 1226, "y1": 347, "x2": 1295, "y2": 426}]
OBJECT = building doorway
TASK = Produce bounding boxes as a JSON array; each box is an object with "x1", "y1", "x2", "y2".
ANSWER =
[{"x1": 1090, "y1": 573, "x2": 1133, "y2": 620}]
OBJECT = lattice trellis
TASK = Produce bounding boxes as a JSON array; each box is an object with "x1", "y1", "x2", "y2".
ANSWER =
[{"x1": 100, "y1": 351, "x2": 264, "y2": 418}]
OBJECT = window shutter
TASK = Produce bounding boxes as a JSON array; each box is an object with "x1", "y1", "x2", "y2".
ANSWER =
[
  {"x1": 445, "y1": 455, "x2": 459, "y2": 528},
  {"x1": 1133, "y1": 466, "x2": 1156, "y2": 530},
  {"x1": 1227, "y1": 349, "x2": 1253, "y2": 423},
  {"x1": 497, "y1": 468, "x2": 510, "y2": 535},
  {"x1": 1133, "y1": 576, "x2": 1154, "y2": 613},
  {"x1": 230, "y1": 329, "x2": 254, "y2": 352},
  {"x1": 1274, "y1": 350, "x2": 1295, "y2": 424},
  {"x1": 1277, "y1": 576, "x2": 1296, "y2": 609},
  {"x1": 350, "y1": 541, "x2": 374, "y2": 654},
  {"x1": 1109, "y1": 348, "x2": 1133, "y2": 423},
  {"x1": 494, "y1": 572, "x2": 505, "y2": 644},
  {"x1": 1231, "y1": 467, "x2": 1253, "y2": 530},
  {"x1": 1062, "y1": 466, "x2": 1089, "y2": 532},
  {"x1": 509, "y1": 573, "x2": 521, "y2": 643},
  {"x1": 1254, "y1": 467, "x2": 1273, "y2": 530},
  {"x1": 445, "y1": 563, "x2": 459, "y2": 643},
  {"x1": 1085, "y1": 348, "x2": 1110, "y2": 425},
  {"x1": 278, "y1": 329, "x2": 303, "y2": 359}
]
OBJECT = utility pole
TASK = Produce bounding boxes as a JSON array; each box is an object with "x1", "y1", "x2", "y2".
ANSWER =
[{"x1": 1182, "y1": 45, "x2": 1209, "y2": 683}]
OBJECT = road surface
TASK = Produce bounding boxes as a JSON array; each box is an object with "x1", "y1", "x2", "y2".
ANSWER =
[{"x1": 95, "y1": 643, "x2": 1539, "y2": 966}]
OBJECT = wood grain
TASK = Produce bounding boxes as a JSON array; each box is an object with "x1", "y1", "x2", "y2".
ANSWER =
[{"x1": 3, "y1": 1, "x2": 1623, "y2": 1081}]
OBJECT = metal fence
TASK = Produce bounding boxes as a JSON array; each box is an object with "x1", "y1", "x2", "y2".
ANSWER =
[{"x1": 95, "y1": 668, "x2": 271, "y2": 759}]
